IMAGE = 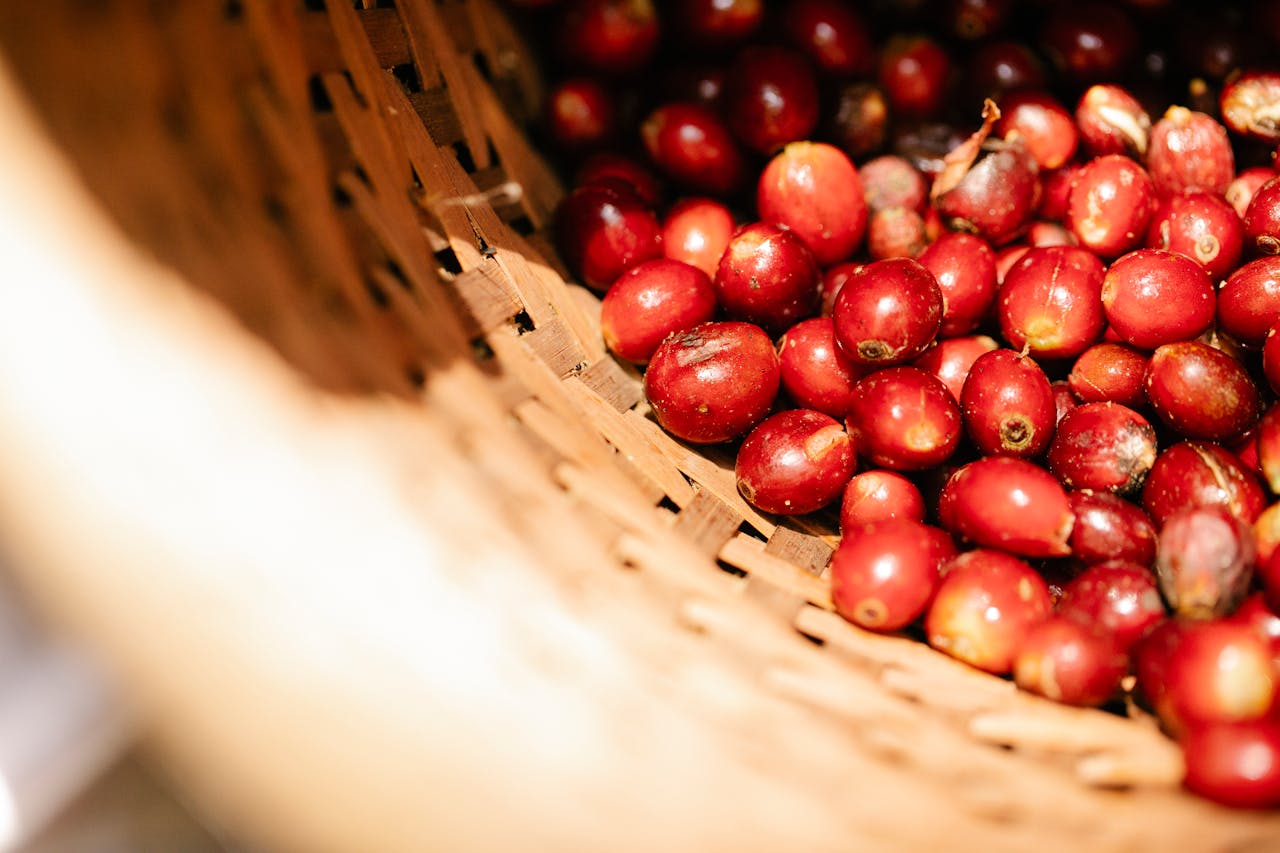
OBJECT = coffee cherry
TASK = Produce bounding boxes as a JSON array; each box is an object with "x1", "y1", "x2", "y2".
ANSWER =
[
  {"x1": 644, "y1": 321, "x2": 781, "y2": 444},
  {"x1": 736, "y1": 409, "x2": 855, "y2": 515}
]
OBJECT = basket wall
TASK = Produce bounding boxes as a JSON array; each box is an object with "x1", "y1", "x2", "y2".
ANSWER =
[{"x1": 0, "y1": 2, "x2": 1275, "y2": 850}]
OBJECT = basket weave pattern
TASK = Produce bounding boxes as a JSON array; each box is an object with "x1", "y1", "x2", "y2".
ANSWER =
[{"x1": 1, "y1": 2, "x2": 1279, "y2": 849}]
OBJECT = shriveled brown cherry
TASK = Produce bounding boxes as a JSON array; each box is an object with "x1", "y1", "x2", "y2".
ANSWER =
[
  {"x1": 917, "y1": 232, "x2": 998, "y2": 338},
  {"x1": 777, "y1": 317, "x2": 866, "y2": 418},
  {"x1": 715, "y1": 222, "x2": 821, "y2": 334},
  {"x1": 1244, "y1": 177, "x2": 1280, "y2": 256},
  {"x1": 1067, "y1": 342, "x2": 1149, "y2": 407},
  {"x1": 554, "y1": 180, "x2": 663, "y2": 291},
  {"x1": 1147, "y1": 106, "x2": 1235, "y2": 199},
  {"x1": 757, "y1": 142, "x2": 867, "y2": 266},
  {"x1": 1145, "y1": 340, "x2": 1262, "y2": 444},
  {"x1": 644, "y1": 321, "x2": 780, "y2": 444},
  {"x1": 1146, "y1": 191, "x2": 1244, "y2": 284},
  {"x1": 661, "y1": 196, "x2": 735, "y2": 280},
  {"x1": 938, "y1": 457, "x2": 1074, "y2": 558},
  {"x1": 1066, "y1": 154, "x2": 1157, "y2": 258},
  {"x1": 1156, "y1": 505, "x2": 1258, "y2": 620},
  {"x1": 1182, "y1": 720, "x2": 1280, "y2": 810},
  {"x1": 722, "y1": 45, "x2": 820, "y2": 156},
  {"x1": 960, "y1": 349, "x2": 1056, "y2": 459},
  {"x1": 832, "y1": 258, "x2": 942, "y2": 366},
  {"x1": 1101, "y1": 248, "x2": 1216, "y2": 350},
  {"x1": 1142, "y1": 441, "x2": 1268, "y2": 528},
  {"x1": 1014, "y1": 615, "x2": 1130, "y2": 706},
  {"x1": 779, "y1": 0, "x2": 875, "y2": 78},
  {"x1": 1218, "y1": 257, "x2": 1280, "y2": 349},
  {"x1": 641, "y1": 102, "x2": 747, "y2": 197},
  {"x1": 1075, "y1": 83, "x2": 1150, "y2": 159},
  {"x1": 831, "y1": 519, "x2": 956, "y2": 632},
  {"x1": 736, "y1": 409, "x2": 854, "y2": 516},
  {"x1": 994, "y1": 89, "x2": 1078, "y2": 171},
  {"x1": 1067, "y1": 491, "x2": 1159, "y2": 569},
  {"x1": 1058, "y1": 559, "x2": 1165, "y2": 652},
  {"x1": 911, "y1": 334, "x2": 999, "y2": 403},
  {"x1": 926, "y1": 548, "x2": 1052, "y2": 674},
  {"x1": 839, "y1": 470, "x2": 926, "y2": 530},
  {"x1": 1047, "y1": 402, "x2": 1157, "y2": 497},
  {"x1": 600, "y1": 259, "x2": 717, "y2": 364},
  {"x1": 999, "y1": 245, "x2": 1106, "y2": 360},
  {"x1": 1135, "y1": 618, "x2": 1277, "y2": 737},
  {"x1": 877, "y1": 34, "x2": 951, "y2": 120},
  {"x1": 845, "y1": 367, "x2": 962, "y2": 471}
]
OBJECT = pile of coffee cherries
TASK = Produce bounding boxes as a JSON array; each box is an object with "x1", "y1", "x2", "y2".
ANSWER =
[{"x1": 511, "y1": 0, "x2": 1280, "y2": 808}]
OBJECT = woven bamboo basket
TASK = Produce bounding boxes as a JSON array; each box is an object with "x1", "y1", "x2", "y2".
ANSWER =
[{"x1": 0, "y1": 2, "x2": 1277, "y2": 850}]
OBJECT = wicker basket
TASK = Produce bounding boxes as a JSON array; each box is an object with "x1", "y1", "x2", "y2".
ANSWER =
[{"x1": 0, "y1": 3, "x2": 1276, "y2": 850}]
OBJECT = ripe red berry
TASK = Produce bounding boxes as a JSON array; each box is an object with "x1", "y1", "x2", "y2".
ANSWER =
[
  {"x1": 831, "y1": 519, "x2": 956, "y2": 632},
  {"x1": 554, "y1": 181, "x2": 663, "y2": 291},
  {"x1": 715, "y1": 222, "x2": 821, "y2": 334},
  {"x1": 839, "y1": 470, "x2": 926, "y2": 530},
  {"x1": 600, "y1": 259, "x2": 717, "y2": 364},
  {"x1": 911, "y1": 334, "x2": 999, "y2": 402},
  {"x1": 722, "y1": 45, "x2": 820, "y2": 155},
  {"x1": 938, "y1": 456, "x2": 1075, "y2": 558},
  {"x1": 1066, "y1": 342, "x2": 1149, "y2": 407},
  {"x1": 1182, "y1": 720, "x2": 1280, "y2": 810},
  {"x1": 1101, "y1": 248, "x2": 1216, "y2": 350},
  {"x1": 917, "y1": 232, "x2": 999, "y2": 338},
  {"x1": 926, "y1": 548, "x2": 1052, "y2": 674},
  {"x1": 641, "y1": 102, "x2": 747, "y2": 196},
  {"x1": 1141, "y1": 441, "x2": 1267, "y2": 528},
  {"x1": 661, "y1": 196, "x2": 735, "y2": 280},
  {"x1": 998, "y1": 245, "x2": 1106, "y2": 359},
  {"x1": 1066, "y1": 492, "x2": 1158, "y2": 569},
  {"x1": 959, "y1": 348, "x2": 1056, "y2": 458},
  {"x1": 777, "y1": 317, "x2": 867, "y2": 418},
  {"x1": 1013, "y1": 615, "x2": 1129, "y2": 707},
  {"x1": 1075, "y1": 83, "x2": 1150, "y2": 159},
  {"x1": 735, "y1": 409, "x2": 855, "y2": 515},
  {"x1": 832, "y1": 258, "x2": 943, "y2": 366},
  {"x1": 1146, "y1": 191, "x2": 1244, "y2": 284},
  {"x1": 757, "y1": 141, "x2": 867, "y2": 266},
  {"x1": 1066, "y1": 154, "x2": 1157, "y2": 258},
  {"x1": 1147, "y1": 106, "x2": 1235, "y2": 199},
  {"x1": 1218, "y1": 257, "x2": 1280, "y2": 349},
  {"x1": 877, "y1": 34, "x2": 951, "y2": 120},
  {"x1": 644, "y1": 321, "x2": 781, "y2": 444},
  {"x1": 1058, "y1": 559, "x2": 1165, "y2": 652},
  {"x1": 845, "y1": 367, "x2": 962, "y2": 471},
  {"x1": 1145, "y1": 341, "x2": 1262, "y2": 444}
]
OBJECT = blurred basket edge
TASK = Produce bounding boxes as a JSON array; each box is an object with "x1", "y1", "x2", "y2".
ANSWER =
[{"x1": 0, "y1": 2, "x2": 1274, "y2": 851}]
